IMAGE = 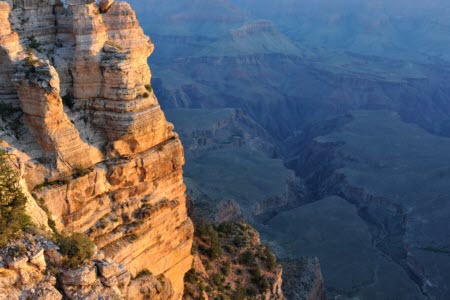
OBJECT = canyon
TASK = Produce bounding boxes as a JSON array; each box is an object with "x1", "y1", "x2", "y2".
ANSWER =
[
  {"x1": 0, "y1": 1, "x2": 319, "y2": 299},
  {"x1": 128, "y1": 0, "x2": 450, "y2": 299},
  {"x1": 2, "y1": 0, "x2": 450, "y2": 299}
]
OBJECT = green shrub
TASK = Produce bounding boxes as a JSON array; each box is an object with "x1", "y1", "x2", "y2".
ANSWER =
[
  {"x1": 238, "y1": 250, "x2": 255, "y2": 266},
  {"x1": 249, "y1": 265, "x2": 270, "y2": 291},
  {"x1": 7, "y1": 243, "x2": 27, "y2": 257},
  {"x1": 223, "y1": 244, "x2": 237, "y2": 254},
  {"x1": 58, "y1": 233, "x2": 95, "y2": 269},
  {"x1": 258, "y1": 276, "x2": 270, "y2": 291},
  {"x1": 145, "y1": 84, "x2": 153, "y2": 92},
  {"x1": 73, "y1": 165, "x2": 90, "y2": 178},
  {"x1": 184, "y1": 268, "x2": 198, "y2": 283},
  {"x1": 233, "y1": 235, "x2": 247, "y2": 248},
  {"x1": 136, "y1": 269, "x2": 152, "y2": 279},
  {"x1": 35, "y1": 197, "x2": 59, "y2": 235},
  {"x1": 233, "y1": 285, "x2": 247, "y2": 300},
  {"x1": 0, "y1": 150, "x2": 31, "y2": 246},
  {"x1": 28, "y1": 36, "x2": 41, "y2": 51},
  {"x1": 196, "y1": 223, "x2": 210, "y2": 241},
  {"x1": 218, "y1": 222, "x2": 234, "y2": 236},
  {"x1": 143, "y1": 92, "x2": 149, "y2": 98},
  {"x1": 184, "y1": 284, "x2": 195, "y2": 297},
  {"x1": 209, "y1": 228, "x2": 222, "y2": 260},
  {"x1": 221, "y1": 260, "x2": 231, "y2": 277},
  {"x1": 48, "y1": 219, "x2": 57, "y2": 234},
  {"x1": 212, "y1": 272, "x2": 223, "y2": 287},
  {"x1": 33, "y1": 179, "x2": 67, "y2": 191},
  {"x1": 249, "y1": 265, "x2": 261, "y2": 278},
  {"x1": 196, "y1": 223, "x2": 222, "y2": 259},
  {"x1": 246, "y1": 286, "x2": 258, "y2": 297},
  {"x1": 24, "y1": 56, "x2": 38, "y2": 67},
  {"x1": 264, "y1": 245, "x2": 277, "y2": 271},
  {"x1": 105, "y1": 40, "x2": 123, "y2": 51}
]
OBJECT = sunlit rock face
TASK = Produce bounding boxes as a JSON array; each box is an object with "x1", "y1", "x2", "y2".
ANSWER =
[{"x1": 0, "y1": 0, "x2": 193, "y2": 298}]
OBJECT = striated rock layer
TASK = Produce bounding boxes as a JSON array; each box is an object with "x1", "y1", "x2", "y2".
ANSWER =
[{"x1": 0, "y1": 0, "x2": 193, "y2": 298}]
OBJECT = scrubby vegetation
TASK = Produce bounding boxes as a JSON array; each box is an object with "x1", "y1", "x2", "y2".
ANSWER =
[
  {"x1": 24, "y1": 55, "x2": 38, "y2": 68},
  {"x1": 184, "y1": 221, "x2": 280, "y2": 300},
  {"x1": 105, "y1": 40, "x2": 123, "y2": 51},
  {"x1": 136, "y1": 268, "x2": 152, "y2": 279},
  {"x1": 28, "y1": 35, "x2": 41, "y2": 51},
  {"x1": 33, "y1": 179, "x2": 68, "y2": 191},
  {"x1": 157, "y1": 143, "x2": 165, "y2": 152},
  {"x1": 57, "y1": 233, "x2": 95, "y2": 269},
  {"x1": 145, "y1": 84, "x2": 153, "y2": 92},
  {"x1": 0, "y1": 150, "x2": 94, "y2": 269},
  {"x1": 33, "y1": 196, "x2": 57, "y2": 234},
  {"x1": 0, "y1": 150, "x2": 31, "y2": 246},
  {"x1": 196, "y1": 223, "x2": 223, "y2": 259},
  {"x1": 73, "y1": 164, "x2": 92, "y2": 178}
]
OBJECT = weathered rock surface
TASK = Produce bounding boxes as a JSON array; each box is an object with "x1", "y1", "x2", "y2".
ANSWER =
[
  {"x1": 0, "y1": 233, "x2": 176, "y2": 299},
  {"x1": 128, "y1": 272, "x2": 174, "y2": 300},
  {"x1": 281, "y1": 258, "x2": 327, "y2": 300},
  {"x1": 0, "y1": 0, "x2": 193, "y2": 298},
  {"x1": 184, "y1": 222, "x2": 284, "y2": 300},
  {"x1": 0, "y1": 235, "x2": 60, "y2": 300}
]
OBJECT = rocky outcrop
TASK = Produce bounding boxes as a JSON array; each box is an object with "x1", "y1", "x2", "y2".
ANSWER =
[
  {"x1": 0, "y1": 0, "x2": 193, "y2": 298},
  {"x1": 281, "y1": 258, "x2": 327, "y2": 300},
  {"x1": 215, "y1": 199, "x2": 242, "y2": 223},
  {"x1": 0, "y1": 233, "x2": 175, "y2": 300},
  {"x1": 127, "y1": 272, "x2": 174, "y2": 300},
  {"x1": 184, "y1": 222, "x2": 283, "y2": 300}
]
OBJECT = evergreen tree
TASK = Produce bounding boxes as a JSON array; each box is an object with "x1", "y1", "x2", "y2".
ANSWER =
[{"x1": 0, "y1": 150, "x2": 31, "y2": 246}]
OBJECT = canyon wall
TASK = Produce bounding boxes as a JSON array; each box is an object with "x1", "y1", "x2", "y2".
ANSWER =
[{"x1": 0, "y1": 0, "x2": 193, "y2": 298}]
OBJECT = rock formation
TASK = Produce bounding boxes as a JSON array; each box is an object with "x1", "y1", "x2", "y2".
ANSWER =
[
  {"x1": 0, "y1": 233, "x2": 174, "y2": 299},
  {"x1": 184, "y1": 222, "x2": 284, "y2": 300},
  {"x1": 281, "y1": 258, "x2": 327, "y2": 300},
  {"x1": 0, "y1": 0, "x2": 193, "y2": 298}
]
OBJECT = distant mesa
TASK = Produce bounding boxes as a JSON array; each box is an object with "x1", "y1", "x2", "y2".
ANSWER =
[{"x1": 231, "y1": 20, "x2": 278, "y2": 38}]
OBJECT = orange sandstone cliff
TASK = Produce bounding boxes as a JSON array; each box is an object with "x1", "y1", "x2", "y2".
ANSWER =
[{"x1": 0, "y1": 0, "x2": 193, "y2": 298}]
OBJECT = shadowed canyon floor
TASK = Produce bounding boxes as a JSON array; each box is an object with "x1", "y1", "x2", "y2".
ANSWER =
[
  {"x1": 128, "y1": 0, "x2": 450, "y2": 299},
  {"x1": 285, "y1": 110, "x2": 450, "y2": 299},
  {"x1": 260, "y1": 196, "x2": 423, "y2": 299}
]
